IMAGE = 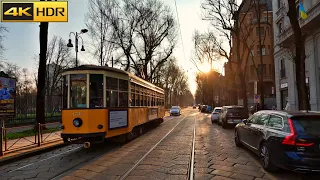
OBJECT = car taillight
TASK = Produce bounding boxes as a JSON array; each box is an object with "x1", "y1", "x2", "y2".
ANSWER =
[
  {"x1": 282, "y1": 118, "x2": 314, "y2": 147},
  {"x1": 227, "y1": 113, "x2": 233, "y2": 116}
]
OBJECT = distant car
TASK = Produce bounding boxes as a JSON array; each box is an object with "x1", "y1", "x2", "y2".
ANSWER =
[
  {"x1": 170, "y1": 106, "x2": 181, "y2": 116},
  {"x1": 211, "y1": 107, "x2": 222, "y2": 123},
  {"x1": 235, "y1": 110, "x2": 320, "y2": 172},
  {"x1": 201, "y1": 105, "x2": 208, "y2": 113},
  {"x1": 207, "y1": 106, "x2": 213, "y2": 113},
  {"x1": 218, "y1": 106, "x2": 248, "y2": 128},
  {"x1": 193, "y1": 105, "x2": 196, "y2": 109}
]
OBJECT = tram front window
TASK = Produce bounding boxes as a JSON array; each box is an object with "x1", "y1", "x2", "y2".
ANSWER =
[
  {"x1": 89, "y1": 74, "x2": 103, "y2": 108},
  {"x1": 70, "y1": 74, "x2": 87, "y2": 108}
]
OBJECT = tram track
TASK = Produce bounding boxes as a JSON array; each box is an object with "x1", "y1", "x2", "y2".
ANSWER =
[
  {"x1": 48, "y1": 114, "x2": 187, "y2": 180},
  {"x1": 117, "y1": 112, "x2": 197, "y2": 180}
]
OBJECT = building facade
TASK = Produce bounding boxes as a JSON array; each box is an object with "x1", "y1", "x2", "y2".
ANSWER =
[
  {"x1": 273, "y1": 0, "x2": 320, "y2": 110},
  {"x1": 225, "y1": 0, "x2": 276, "y2": 108}
]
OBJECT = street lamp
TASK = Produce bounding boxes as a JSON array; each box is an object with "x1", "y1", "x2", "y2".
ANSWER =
[{"x1": 67, "y1": 29, "x2": 88, "y2": 67}]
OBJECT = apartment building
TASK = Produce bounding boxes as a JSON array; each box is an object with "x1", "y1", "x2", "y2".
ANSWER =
[
  {"x1": 273, "y1": 0, "x2": 320, "y2": 110},
  {"x1": 224, "y1": 0, "x2": 276, "y2": 108}
]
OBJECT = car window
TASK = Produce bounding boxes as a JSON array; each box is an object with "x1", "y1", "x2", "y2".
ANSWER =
[
  {"x1": 250, "y1": 114, "x2": 260, "y2": 124},
  {"x1": 227, "y1": 108, "x2": 246, "y2": 116},
  {"x1": 291, "y1": 116, "x2": 320, "y2": 135},
  {"x1": 214, "y1": 109, "x2": 221, "y2": 113},
  {"x1": 267, "y1": 115, "x2": 283, "y2": 129},
  {"x1": 252, "y1": 113, "x2": 269, "y2": 125}
]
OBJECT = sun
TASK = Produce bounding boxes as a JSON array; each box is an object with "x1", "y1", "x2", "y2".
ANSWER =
[{"x1": 199, "y1": 62, "x2": 211, "y2": 73}]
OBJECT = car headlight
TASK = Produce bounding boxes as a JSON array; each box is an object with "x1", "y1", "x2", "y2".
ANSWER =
[{"x1": 73, "y1": 118, "x2": 83, "y2": 127}]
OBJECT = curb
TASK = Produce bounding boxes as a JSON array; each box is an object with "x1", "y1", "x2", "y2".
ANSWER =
[{"x1": 0, "y1": 141, "x2": 67, "y2": 166}]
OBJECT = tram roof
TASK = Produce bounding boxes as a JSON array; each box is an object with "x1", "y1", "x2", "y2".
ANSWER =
[{"x1": 63, "y1": 65, "x2": 164, "y2": 93}]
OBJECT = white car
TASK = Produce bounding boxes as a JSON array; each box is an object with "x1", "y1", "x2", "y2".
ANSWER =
[
  {"x1": 170, "y1": 106, "x2": 181, "y2": 116},
  {"x1": 211, "y1": 107, "x2": 222, "y2": 123}
]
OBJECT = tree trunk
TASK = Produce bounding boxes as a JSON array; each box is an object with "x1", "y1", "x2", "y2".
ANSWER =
[
  {"x1": 287, "y1": 0, "x2": 309, "y2": 110},
  {"x1": 36, "y1": 22, "x2": 48, "y2": 125}
]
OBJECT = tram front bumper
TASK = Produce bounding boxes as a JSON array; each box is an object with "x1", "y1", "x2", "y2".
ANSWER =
[{"x1": 61, "y1": 132, "x2": 106, "y2": 143}]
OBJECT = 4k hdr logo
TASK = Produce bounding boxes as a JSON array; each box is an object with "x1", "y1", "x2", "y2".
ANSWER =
[{"x1": 1, "y1": 1, "x2": 68, "y2": 22}]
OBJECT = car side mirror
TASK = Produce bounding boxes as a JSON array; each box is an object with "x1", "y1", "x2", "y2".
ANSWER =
[{"x1": 242, "y1": 119, "x2": 248, "y2": 124}]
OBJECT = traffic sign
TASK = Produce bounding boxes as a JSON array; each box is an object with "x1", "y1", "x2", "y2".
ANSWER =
[{"x1": 254, "y1": 94, "x2": 260, "y2": 103}]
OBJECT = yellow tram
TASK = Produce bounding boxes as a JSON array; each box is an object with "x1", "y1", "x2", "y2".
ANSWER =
[{"x1": 61, "y1": 65, "x2": 165, "y2": 147}]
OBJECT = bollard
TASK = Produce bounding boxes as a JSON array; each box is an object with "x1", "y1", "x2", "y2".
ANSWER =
[{"x1": 38, "y1": 123, "x2": 41, "y2": 147}]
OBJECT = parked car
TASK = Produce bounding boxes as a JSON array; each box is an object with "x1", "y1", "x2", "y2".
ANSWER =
[
  {"x1": 211, "y1": 107, "x2": 222, "y2": 123},
  {"x1": 193, "y1": 105, "x2": 197, "y2": 109},
  {"x1": 234, "y1": 110, "x2": 320, "y2": 172},
  {"x1": 170, "y1": 106, "x2": 181, "y2": 116},
  {"x1": 218, "y1": 106, "x2": 248, "y2": 128},
  {"x1": 207, "y1": 106, "x2": 213, "y2": 113},
  {"x1": 201, "y1": 105, "x2": 208, "y2": 113}
]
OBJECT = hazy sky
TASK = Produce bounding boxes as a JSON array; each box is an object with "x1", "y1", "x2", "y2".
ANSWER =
[{"x1": 1, "y1": 0, "x2": 226, "y2": 94}]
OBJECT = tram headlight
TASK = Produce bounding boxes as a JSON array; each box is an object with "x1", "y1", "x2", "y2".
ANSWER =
[{"x1": 73, "y1": 118, "x2": 83, "y2": 127}]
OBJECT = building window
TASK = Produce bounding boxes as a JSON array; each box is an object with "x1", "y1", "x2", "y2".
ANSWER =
[
  {"x1": 278, "y1": 23, "x2": 282, "y2": 34},
  {"x1": 280, "y1": 59, "x2": 286, "y2": 78},
  {"x1": 262, "y1": 45, "x2": 266, "y2": 55},
  {"x1": 256, "y1": 27, "x2": 265, "y2": 36},
  {"x1": 257, "y1": 45, "x2": 265, "y2": 55},
  {"x1": 277, "y1": 0, "x2": 281, "y2": 9}
]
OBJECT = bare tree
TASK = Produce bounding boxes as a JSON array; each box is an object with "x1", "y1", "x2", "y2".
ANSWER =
[
  {"x1": 202, "y1": 0, "x2": 252, "y2": 112},
  {"x1": 192, "y1": 30, "x2": 221, "y2": 71},
  {"x1": 285, "y1": 0, "x2": 309, "y2": 110},
  {"x1": 0, "y1": 25, "x2": 8, "y2": 58},
  {"x1": 45, "y1": 36, "x2": 73, "y2": 114},
  {"x1": 86, "y1": 0, "x2": 115, "y2": 66},
  {"x1": 98, "y1": 0, "x2": 176, "y2": 82}
]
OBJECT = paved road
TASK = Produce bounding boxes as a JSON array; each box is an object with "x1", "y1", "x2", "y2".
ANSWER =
[{"x1": 0, "y1": 108, "x2": 319, "y2": 180}]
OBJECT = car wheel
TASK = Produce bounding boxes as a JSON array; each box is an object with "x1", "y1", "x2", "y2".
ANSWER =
[
  {"x1": 211, "y1": 119, "x2": 214, "y2": 123},
  {"x1": 234, "y1": 130, "x2": 242, "y2": 147},
  {"x1": 63, "y1": 138, "x2": 69, "y2": 143},
  {"x1": 260, "y1": 143, "x2": 278, "y2": 172}
]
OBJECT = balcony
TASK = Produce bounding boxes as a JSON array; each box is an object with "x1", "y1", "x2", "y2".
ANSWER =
[{"x1": 277, "y1": 1, "x2": 320, "y2": 46}]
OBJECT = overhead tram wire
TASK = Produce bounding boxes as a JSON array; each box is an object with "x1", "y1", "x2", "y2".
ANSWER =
[{"x1": 173, "y1": 0, "x2": 188, "y2": 72}]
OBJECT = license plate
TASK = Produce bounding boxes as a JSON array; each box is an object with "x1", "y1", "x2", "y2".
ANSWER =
[{"x1": 233, "y1": 119, "x2": 241, "y2": 123}]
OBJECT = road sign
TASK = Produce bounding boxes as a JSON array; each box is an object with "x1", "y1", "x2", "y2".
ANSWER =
[{"x1": 254, "y1": 94, "x2": 260, "y2": 103}]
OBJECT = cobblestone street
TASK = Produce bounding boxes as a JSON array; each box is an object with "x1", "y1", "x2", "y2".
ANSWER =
[{"x1": 0, "y1": 108, "x2": 319, "y2": 180}]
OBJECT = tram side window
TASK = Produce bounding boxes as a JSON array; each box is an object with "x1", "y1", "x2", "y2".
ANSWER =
[
  {"x1": 70, "y1": 74, "x2": 87, "y2": 108},
  {"x1": 119, "y1": 79, "x2": 128, "y2": 107},
  {"x1": 106, "y1": 77, "x2": 118, "y2": 107},
  {"x1": 62, "y1": 76, "x2": 68, "y2": 108},
  {"x1": 89, "y1": 74, "x2": 103, "y2": 108},
  {"x1": 106, "y1": 90, "x2": 118, "y2": 107},
  {"x1": 136, "y1": 85, "x2": 140, "y2": 106},
  {"x1": 144, "y1": 88, "x2": 147, "y2": 106},
  {"x1": 106, "y1": 77, "x2": 118, "y2": 90},
  {"x1": 130, "y1": 83, "x2": 135, "y2": 106},
  {"x1": 140, "y1": 86, "x2": 144, "y2": 106}
]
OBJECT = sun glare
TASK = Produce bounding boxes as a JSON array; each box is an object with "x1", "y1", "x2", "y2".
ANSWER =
[{"x1": 199, "y1": 62, "x2": 211, "y2": 73}]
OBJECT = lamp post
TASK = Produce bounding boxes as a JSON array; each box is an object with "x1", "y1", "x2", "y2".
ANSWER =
[{"x1": 67, "y1": 29, "x2": 88, "y2": 67}]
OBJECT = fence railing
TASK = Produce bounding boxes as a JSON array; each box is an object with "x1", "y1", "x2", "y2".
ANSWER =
[{"x1": 0, "y1": 122, "x2": 62, "y2": 156}]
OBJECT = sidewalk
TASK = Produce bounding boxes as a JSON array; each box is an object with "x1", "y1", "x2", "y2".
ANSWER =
[{"x1": 0, "y1": 131, "x2": 65, "y2": 164}]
